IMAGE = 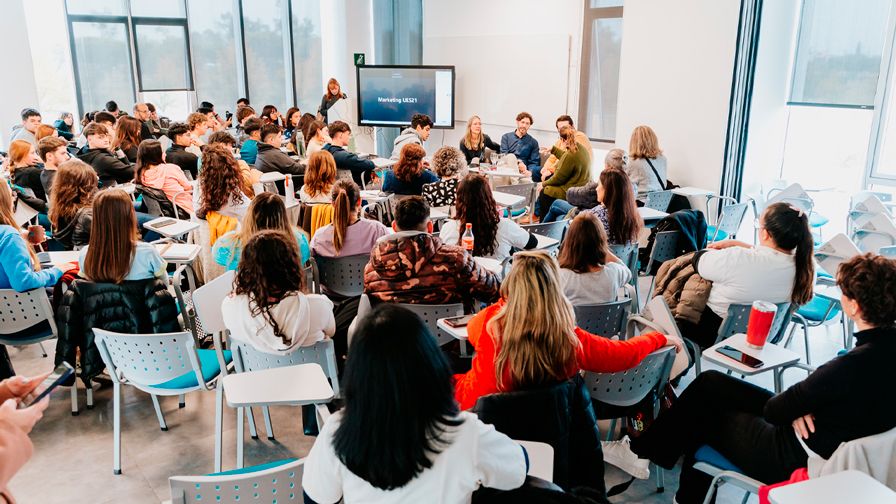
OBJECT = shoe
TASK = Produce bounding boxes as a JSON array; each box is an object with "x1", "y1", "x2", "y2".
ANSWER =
[{"x1": 602, "y1": 435, "x2": 650, "y2": 480}]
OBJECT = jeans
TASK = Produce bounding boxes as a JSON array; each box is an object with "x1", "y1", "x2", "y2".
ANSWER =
[
  {"x1": 534, "y1": 192, "x2": 557, "y2": 219},
  {"x1": 135, "y1": 210, "x2": 162, "y2": 242},
  {"x1": 630, "y1": 371, "x2": 808, "y2": 504},
  {"x1": 529, "y1": 164, "x2": 542, "y2": 183},
  {"x1": 543, "y1": 200, "x2": 574, "y2": 223}
]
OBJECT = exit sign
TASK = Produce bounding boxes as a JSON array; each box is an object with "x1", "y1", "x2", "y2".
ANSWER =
[{"x1": 354, "y1": 53, "x2": 365, "y2": 66}]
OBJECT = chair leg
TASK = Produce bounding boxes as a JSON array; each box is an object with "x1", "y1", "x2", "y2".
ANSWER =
[
  {"x1": 151, "y1": 394, "x2": 168, "y2": 431},
  {"x1": 740, "y1": 492, "x2": 750, "y2": 504},
  {"x1": 178, "y1": 393, "x2": 185, "y2": 409},
  {"x1": 655, "y1": 464, "x2": 665, "y2": 493},
  {"x1": 802, "y1": 323, "x2": 811, "y2": 366},
  {"x1": 262, "y1": 405, "x2": 275, "y2": 440},
  {"x1": 38, "y1": 342, "x2": 47, "y2": 358},
  {"x1": 70, "y1": 385, "x2": 79, "y2": 416},
  {"x1": 113, "y1": 382, "x2": 122, "y2": 475},
  {"x1": 86, "y1": 384, "x2": 94, "y2": 409},
  {"x1": 245, "y1": 407, "x2": 259, "y2": 440},
  {"x1": 214, "y1": 384, "x2": 223, "y2": 473}
]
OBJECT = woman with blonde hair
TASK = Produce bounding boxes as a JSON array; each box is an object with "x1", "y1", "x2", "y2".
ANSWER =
[
  {"x1": 454, "y1": 250, "x2": 678, "y2": 410},
  {"x1": 49, "y1": 159, "x2": 98, "y2": 250},
  {"x1": 382, "y1": 143, "x2": 438, "y2": 196},
  {"x1": 458, "y1": 115, "x2": 500, "y2": 164},
  {"x1": 625, "y1": 125, "x2": 667, "y2": 198},
  {"x1": 422, "y1": 146, "x2": 467, "y2": 208},
  {"x1": 300, "y1": 151, "x2": 337, "y2": 204},
  {"x1": 318, "y1": 78, "x2": 347, "y2": 124}
]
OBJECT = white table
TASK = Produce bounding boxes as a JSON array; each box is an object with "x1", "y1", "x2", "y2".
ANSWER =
[
  {"x1": 672, "y1": 186, "x2": 715, "y2": 198},
  {"x1": 703, "y1": 334, "x2": 801, "y2": 392},
  {"x1": 154, "y1": 243, "x2": 200, "y2": 264},
  {"x1": 143, "y1": 217, "x2": 199, "y2": 240},
  {"x1": 223, "y1": 364, "x2": 334, "y2": 468},
  {"x1": 430, "y1": 206, "x2": 450, "y2": 221},
  {"x1": 638, "y1": 207, "x2": 669, "y2": 223},
  {"x1": 117, "y1": 182, "x2": 137, "y2": 195},
  {"x1": 39, "y1": 251, "x2": 79, "y2": 265},
  {"x1": 474, "y1": 257, "x2": 504, "y2": 276},
  {"x1": 533, "y1": 233, "x2": 560, "y2": 251},
  {"x1": 371, "y1": 157, "x2": 396, "y2": 169},
  {"x1": 471, "y1": 166, "x2": 530, "y2": 179},
  {"x1": 436, "y1": 317, "x2": 469, "y2": 341},
  {"x1": 492, "y1": 191, "x2": 526, "y2": 208},
  {"x1": 360, "y1": 190, "x2": 391, "y2": 204},
  {"x1": 769, "y1": 470, "x2": 896, "y2": 504}
]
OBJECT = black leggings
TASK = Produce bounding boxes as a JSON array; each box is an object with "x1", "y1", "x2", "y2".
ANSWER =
[
  {"x1": 535, "y1": 192, "x2": 557, "y2": 219},
  {"x1": 677, "y1": 309, "x2": 724, "y2": 350},
  {"x1": 630, "y1": 371, "x2": 807, "y2": 504}
]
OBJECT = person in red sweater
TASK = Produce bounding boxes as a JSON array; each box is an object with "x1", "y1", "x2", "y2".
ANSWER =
[{"x1": 454, "y1": 251, "x2": 680, "y2": 410}]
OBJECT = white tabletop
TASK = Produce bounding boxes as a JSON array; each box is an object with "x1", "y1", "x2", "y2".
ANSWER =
[
  {"x1": 474, "y1": 257, "x2": 503, "y2": 276},
  {"x1": 143, "y1": 217, "x2": 199, "y2": 238},
  {"x1": 371, "y1": 157, "x2": 396, "y2": 169},
  {"x1": 154, "y1": 243, "x2": 201, "y2": 263},
  {"x1": 117, "y1": 182, "x2": 137, "y2": 195},
  {"x1": 672, "y1": 186, "x2": 715, "y2": 197},
  {"x1": 769, "y1": 470, "x2": 896, "y2": 504},
  {"x1": 638, "y1": 207, "x2": 669, "y2": 222},
  {"x1": 360, "y1": 190, "x2": 390, "y2": 203},
  {"x1": 436, "y1": 317, "x2": 469, "y2": 340},
  {"x1": 703, "y1": 334, "x2": 801, "y2": 376},
  {"x1": 39, "y1": 251, "x2": 79, "y2": 266},
  {"x1": 430, "y1": 206, "x2": 450, "y2": 221},
  {"x1": 259, "y1": 171, "x2": 286, "y2": 183},
  {"x1": 471, "y1": 166, "x2": 529, "y2": 178},
  {"x1": 492, "y1": 191, "x2": 526, "y2": 208},
  {"x1": 533, "y1": 233, "x2": 560, "y2": 250},
  {"x1": 224, "y1": 363, "x2": 334, "y2": 407}
]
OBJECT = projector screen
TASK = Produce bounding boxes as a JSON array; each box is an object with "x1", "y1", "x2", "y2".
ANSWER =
[{"x1": 356, "y1": 65, "x2": 455, "y2": 128}]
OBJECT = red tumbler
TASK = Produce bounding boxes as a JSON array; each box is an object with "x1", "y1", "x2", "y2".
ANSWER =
[{"x1": 746, "y1": 301, "x2": 777, "y2": 349}]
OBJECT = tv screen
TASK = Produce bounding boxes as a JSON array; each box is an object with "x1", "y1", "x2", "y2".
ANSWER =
[{"x1": 356, "y1": 65, "x2": 455, "y2": 128}]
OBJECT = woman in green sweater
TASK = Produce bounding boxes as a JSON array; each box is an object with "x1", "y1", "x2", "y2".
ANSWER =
[{"x1": 535, "y1": 126, "x2": 591, "y2": 219}]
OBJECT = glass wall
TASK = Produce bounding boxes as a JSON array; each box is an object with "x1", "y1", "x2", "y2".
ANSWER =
[
  {"x1": 187, "y1": 0, "x2": 241, "y2": 113},
  {"x1": 70, "y1": 21, "x2": 135, "y2": 112},
  {"x1": 291, "y1": 0, "x2": 323, "y2": 115},
  {"x1": 134, "y1": 24, "x2": 192, "y2": 91},
  {"x1": 579, "y1": 2, "x2": 624, "y2": 141},
  {"x1": 241, "y1": 0, "x2": 292, "y2": 110},
  {"x1": 22, "y1": 0, "x2": 79, "y2": 121}
]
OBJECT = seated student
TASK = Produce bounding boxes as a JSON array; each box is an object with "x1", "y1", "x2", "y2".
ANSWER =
[
  {"x1": 238, "y1": 117, "x2": 263, "y2": 165},
  {"x1": 6, "y1": 140, "x2": 47, "y2": 205},
  {"x1": 48, "y1": 159, "x2": 97, "y2": 250},
  {"x1": 222, "y1": 230, "x2": 333, "y2": 353},
  {"x1": 500, "y1": 112, "x2": 541, "y2": 181},
  {"x1": 364, "y1": 196, "x2": 500, "y2": 306},
  {"x1": 254, "y1": 123, "x2": 305, "y2": 176},
  {"x1": 322, "y1": 121, "x2": 374, "y2": 186},
  {"x1": 390, "y1": 113, "x2": 433, "y2": 160},
  {"x1": 311, "y1": 180, "x2": 389, "y2": 258},
  {"x1": 382, "y1": 144, "x2": 438, "y2": 196},
  {"x1": 625, "y1": 125, "x2": 667, "y2": 198},
  {"x1": 458, "y1": 115, "x2": 500, "y2": 164},
  {"x1": 164, "y1": 122, "x2": 199, "y2": 179},
  {"x1": 304, "y1": 120, "x2": 329, "y2": 157},
  {"x1": 440, "y1": 173, "x2": 536, "y2": 262},
  {"x1": 132, "y1": 103, "x2": 155, "y2": 140},
  {"x1": 540, "y1": 115, "x2": 593, "y2": 179},
  {"x1": 234, "y1": 105, "x2": 256, "y2": 141},
  {"x1": 10, "y1": 108, "x2": 41, "y2": 146},
  {"x1": 134, "y1": 140, "x2": 194, "y2": 215},
  {"x1": 185, "y1": 112, "x2": 209, "y2": 155},
  {"x1": 54, "y1": 112, "x2": 75, "y2": 141},
  {"x1": 77, "y1": 123, "x2": 134, "y2": 187},
  {"x1": 300, "y1": 151, "x2": 337, "y2": 204},
  {"x1": 557, "y1": 212, "x2": 631, "y2": 305},
  {"x1": 113, "y1": 116, "x2": 142, "y2": 163},
  {"x1": 534, "y1": 126, "x2": 590, "y2": 220},
  {"x1": 630, "y1": 253, "x2": 896, "y2": 504},
  {"x1": 78, "y1": 189, "x2": 167, "y2": 282},
  {"x1": 105, "y1": 100, "x2": 121, "y2": 119},
  {"x1": 35, "y1": 124, "x2": 58, "y2": 142},
  {"x1": 213, "y1": 192, "x2": 310, "y2": 270},
  {"x1": 544, "y1": 148, "x2": 629, "y2": 223},
  {"x1": 282, "y1": 106, "x2": 302, "y2": 141},
  {"x1": 206, "y1": 131, "x2": 259, "y2": 197},
  {"x1": 260, "y1": 105, "x2": 282, "y2": 127},
  {"x1": 422, "y1": 146, "x2": 467, "y2": 208},
  {"x1": 681, "y1": 202, "x2": 813, "y2": 350},
  {"x1": 146, "y1": 103, "x2": 164, "y2": 137},
  {"x1": 37, "y1": 136, "x2": 69, "y2": 197},
  {"x1": 302, "y1": 303, "x2": 527, "y2": 503},
  {"x1": 197, "y1": 144, "x2": 252, "y2": 222},
  {"x1": 453, "y1": 250, "x2": 676, "y2": 411}
]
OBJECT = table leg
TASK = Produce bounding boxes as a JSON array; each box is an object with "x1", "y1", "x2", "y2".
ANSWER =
[
  {"x1": 774, "y1": 369, "x2": 783, "y2": 394},
  {"x1": 236, "y1": 406, "x2": 244, "y2": 469}
]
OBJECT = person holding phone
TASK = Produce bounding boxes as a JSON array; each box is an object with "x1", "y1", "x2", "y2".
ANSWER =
[
  {"x1": 0, "y1": 372, "x2": 52, "y2": 503},
  {"x1": 626, "y1": 253, "x2": 896, "y2": 504}
]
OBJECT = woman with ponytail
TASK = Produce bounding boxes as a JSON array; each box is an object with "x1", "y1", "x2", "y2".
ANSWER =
[
  {"x1": 310, "y1": 179, "x2": 389, "y2": 257},
  {"x1": 680, "y1": 201, "x2": 814, "y2": 350}
]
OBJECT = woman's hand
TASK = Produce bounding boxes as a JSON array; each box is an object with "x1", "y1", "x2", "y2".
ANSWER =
[
  {"x1": 793, "y1": 413, "x2": 815, "y2": 439},
  {"x1": 663, "y1": 334, "x2": 684, "y2": 354},
  {"x1": 708, "y1": 239, "x2": 752, "y2": 250},
  {"x1": 517, "y1": 161, "x2": 527, "y2": 174},
  {"x1": 4, "y1": 373, "x2": 50, "y2": 401},
  {"x1": 56, "y1": 261, "x2": 78, "y2": 273},
  {"x1": 0, "y1": 398, "x2": 48, "y2": 435}
]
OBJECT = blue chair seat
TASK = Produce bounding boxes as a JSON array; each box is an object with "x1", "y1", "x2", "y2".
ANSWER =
[
  {"x1": 706, "y1": 226, "x2": 728, "y2": 241},
  {"x1": 152, "y1": 349, "x2": 232, "y2": 389},
  {"x1": 816, "y1": 270, "x2": 833, "y2": 279},
  {"x1": 509, "y1": 207, "x2": 527, "y2": 218},
  {"x1": 208, "y1": 458, "x2": 296, "y2": 476},
  {"x1": 809, "y1": 213, "x2": 828, "y2": 228},
  {"x1": 695, "y1": 445, "x2": 742, "y2": 473},
  {"x1": 0, "y1": 320, "x2": 54, "y2": 343},
  {"x1": 797, "y1": 296, "x2": 840, "y2": 322}
]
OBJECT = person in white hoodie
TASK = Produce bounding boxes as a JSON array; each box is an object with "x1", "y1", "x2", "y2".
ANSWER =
[
  {"x1": 389, "y1": 113, "x2": 432, "y2": 160},
  {"x1": 222, "y1": 229, "x2": 335, "y2": 354}
]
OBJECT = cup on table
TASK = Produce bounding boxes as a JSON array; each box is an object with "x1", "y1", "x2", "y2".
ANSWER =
[{"x1": 745, "y1": 300, "x2": 777, "y2": 349}]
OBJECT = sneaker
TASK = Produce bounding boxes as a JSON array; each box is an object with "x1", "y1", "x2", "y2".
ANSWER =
[{"x1": 602, "y1": 435, "x2": 650, "y2": 480}]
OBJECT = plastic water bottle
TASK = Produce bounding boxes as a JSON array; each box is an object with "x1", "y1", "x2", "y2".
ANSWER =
[
  {"x1": 462, "y1": 223, "x2": 474, "y2": 252},
  {"x1": 284, "y1": 176, "x2": 296, "y2": 205}
]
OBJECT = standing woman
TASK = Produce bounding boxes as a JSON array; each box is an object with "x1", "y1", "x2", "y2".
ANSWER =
[
  {"x1": 534, "y1": 126, "x2": 590, "y2": 220},
  {"x1": 49, "y1": 159, "x2": 98, "y2": 250},
  {"x1": 113, "y1": 116, "x2": 142, "y2": 163},
  {"x1": 318, "y1": 78, "x2": 347, "y2": 124},
  {"x1": 625, "y1": 125, "x2": 667, "y2": 199},
  {"x1": 133, "y1": 140, "x2": 194, "y2": 215},
  {"x1": 422, "y1": 146, "x2": 467, "y2": 208},
  {"x1": 300, "y1": 151, "x2": 337, "y2": 204},
  {"x1": 382, "y1": 143, "x2": 438, "y2": 196},
  {"x1": 310, "y1": 179, "x2": 389, "y2": 258},
  {"x1": 458, "y1": 115, "x2": 501, "y2": 164}
]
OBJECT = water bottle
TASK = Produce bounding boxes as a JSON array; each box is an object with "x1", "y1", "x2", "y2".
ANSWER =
[{"x1": 462, "y1": 223, "x2": 474, "y2": 252}]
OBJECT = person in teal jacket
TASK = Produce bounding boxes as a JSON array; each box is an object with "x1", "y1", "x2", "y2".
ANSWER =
[{"x1": 535, "y1": 126, "x2": 591, "y2": 219}]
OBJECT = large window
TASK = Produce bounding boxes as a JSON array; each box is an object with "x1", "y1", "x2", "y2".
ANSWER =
[
  {"x1": 242, "y1": 0, "x2": 292, "y2": 110},
  {"x1": 134, "y1": 23, "x2": 192, "y2": 91},
  {"x1": 69, "y1": 21, "x2": 136, "y2": 113},
  {"x1": 187, "y1": 0, "x2": 242, "y2": 114},
  {"x1": 789, "y1": 0, "x2": 891, "y2": 108},
  {"x1": 578, "y1": 1, "x2": 624, "y2": 141},
  {"x1": 291, "y1": 0, "x2": 323, "y2": 115}
]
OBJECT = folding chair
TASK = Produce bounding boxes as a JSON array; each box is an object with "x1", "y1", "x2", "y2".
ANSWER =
[
  {"x1": 573, "y1": 299, "x2": 631, "y2": 337},
  {"x1": 168, "y1": 458, "x2": 304, "y2": 504},
  {"x1": 706, "y1": 196, "x2": 749, "y2": 242},
  {"x1": 495, "y1": 183, "x2": 536, "y2": 221},
  {"x1": 311, "y1": 254, "x2": 370, "y2": 298},
  {"x1": 645, "y1": 190, "x2": 674, "y2": 212},
  {"x1": 644, "y1": 230, "x2": 681, "y2": 295}
]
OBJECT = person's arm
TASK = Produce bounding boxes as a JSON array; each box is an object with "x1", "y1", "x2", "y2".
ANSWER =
[
  {"x1": 607, "y1": 260, "x2": 632, "y2": 286},
  {"x1": 691, "y1": 248, "x2": 730, "y2": 283},
  {"x1": 459, "y1": 253, "x2": 501, "y2": 303},
  {"x1": 474, "y1": 419, "x2": 528, "y2": 491},
  {"x1": 103, "y1": 155, "x2": 135, "y2": 184},
  {"x1": 542, "y1": 153, "x2": 574, "y2": 187},
  {"x1": 500, "y1": 133, "x2": 511, "y2": 154},
  {"x1": 0, "y1": 417, "x2": 34, "y2": 496},
  {"x1": 344, "y1": 153, "x2": 375, "y2": 179},
  {"x1": 0, "y1": 232, "x2": 62, "y2": 292},
  {"x1": 763, "y1": 360, "x2": 845, "y2": 426},
  {"x1": 505, "y1": 220, "x2": 537, "y2": 251},
  {"x1": 577, "y1": 329, "x2": 667, "y2": 373},
  {"x1": 484, "y1": 134, "x2": 501, "y2": 153},
  {"x1": 525, "y1": 139, "x2": 541, "y2": 171},
  {"x1": 301, "y1": 420, "x2": 344, "y2": 504}
]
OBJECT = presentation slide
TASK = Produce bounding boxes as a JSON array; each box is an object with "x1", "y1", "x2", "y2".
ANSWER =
[{"x1": 357, "y1": 66, "x2": 454, "y2": 128}]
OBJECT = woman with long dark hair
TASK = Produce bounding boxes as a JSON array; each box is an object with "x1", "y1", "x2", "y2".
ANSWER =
[
  {"x1": 558, "y1": 212, "x2": 631, "y2": 305},
  {"x1": 134, "y1": 140, "x2": 194, "y2": 215},
  {"x1": 283, "y1": 107, "x2": 301, "y2": 139},
  {"x1": 310, "y1": 179, "x2": 388, "y2": 257},
  {"x1": 49, "y1": 159, "x2": 98, "y2": 250},
  {"x1": 260, "y1": 105, "x2": 282, "y2": 127},
  {"x1": 304, "y1": 120, "x2": 330, "y2": 156},
  {"x1": 302, "y1": 304, "x2": 527, "y2": 502},
  {"x1": 440, "y1": 173, "x2": 536, "y2": 261},
  {"x1": 222, "y1": 230, "x2": 333, "y2": 353},
  {"x1": 591, "y1": 167, "x2": 642, "y2": 245},
  {"x1": 382, "y1": 143, "x2": 438, "y2": 195}
]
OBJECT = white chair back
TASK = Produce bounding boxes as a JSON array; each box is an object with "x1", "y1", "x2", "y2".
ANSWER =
[
  {"x1": 192, "y1": 270, "x2": 235, "y2": 335},
  {"x1": 516, "y1": 440, "x2": 554, "y2": 482},
  {"x1": 94, "y1": 329, "x2": 206, "y2": 394},
  {"x1": 169, "y1": 459, "x2": 304, "y2": 504},
  {"x1": 0, "y1": 288, "x2": 57, "y2": 338}
]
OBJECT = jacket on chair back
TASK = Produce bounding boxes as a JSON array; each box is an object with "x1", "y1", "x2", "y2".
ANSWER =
[{"x1": 54, "y1": 277, "x2": 180, "y2": 383}]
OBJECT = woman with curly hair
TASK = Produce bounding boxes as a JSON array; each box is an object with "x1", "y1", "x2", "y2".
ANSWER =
[
  {"x1": 299, "y1": 151, "x2": 337, "y2": 204},
  {"x1": 49, "y1": 159, "x2": 98, "y2": 250},
  {"x1": 422, "y1": 146, "x2": 467, "y2": 208},
  {"x1": 113, "y1": 116, "x2": 142, "y2": 163},
  {"x1": 222, "y1": 229, "x2": 334, "y2": 353},
  {"x1": 382, "y1": 143, "x2": 437, "y2": 196},
  {"x1": 439, "y1": 173, "x2": 536, "y2": 261},
  {"x1": 197, "y1": 144, "x2": 251, "y2": 221}
]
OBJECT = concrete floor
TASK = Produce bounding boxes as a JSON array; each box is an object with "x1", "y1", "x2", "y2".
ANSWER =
[{"x1": 7, "y1": 305, "x2": 846, "y2": 503}]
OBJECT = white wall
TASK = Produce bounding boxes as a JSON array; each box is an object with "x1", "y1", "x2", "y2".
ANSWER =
[
  {"x1": 0, "y1": 0, "x2": 39, "y2": 149},
  {"x1": 614, "y1": 0, "x2": 741, "y2": 190}
]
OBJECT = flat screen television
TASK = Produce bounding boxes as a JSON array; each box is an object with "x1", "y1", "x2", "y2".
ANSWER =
[{"x1": 355, "y1": 65, "x2": 455, "y2": 128}]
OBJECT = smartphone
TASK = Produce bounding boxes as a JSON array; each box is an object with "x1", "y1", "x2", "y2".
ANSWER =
[
  {"x1": 225, "y1": 111, "x2": 233, "y2": 120},
  {"x1": 715, "y1": 345, "x2": 764, "y2": 369},
  {"x1": 151, "y1": 218, "x2": 178, "y2": 228},
  {"x1": 22, "y1": 362, "x2": 75, "y2": 408},
  {"x1": 444, "y1": 314, "x2": 473, "y2": 328}
]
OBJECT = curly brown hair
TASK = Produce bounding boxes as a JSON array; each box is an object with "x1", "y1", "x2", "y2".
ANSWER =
[
  {"x1": 455, "y1": 173, "x2": 499, "y2": 257},
  {"x1": 198, "y1": 144, "x2": 245, "y2": 217},
  {"x1": 394, "y1": 143, "x2": 427, "y2": 182},
  {"x1": 837, "y1": 253, "x2": 896, "y2": 328},
  {"x1": 233, "y1": 230, "x2": 307, "y2": 345},
  {"x1": 48, "y1": 159, "x2": 98, "y2": 228}
]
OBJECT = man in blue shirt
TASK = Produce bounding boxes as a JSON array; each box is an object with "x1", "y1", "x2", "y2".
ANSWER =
[{"x1": 500, "y1": 112, "x2": 542, "y2": 181}]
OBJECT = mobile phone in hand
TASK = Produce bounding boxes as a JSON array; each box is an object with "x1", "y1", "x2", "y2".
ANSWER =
[{"x1": 22, "y1": 362, "x2": 75, "y2": 408}]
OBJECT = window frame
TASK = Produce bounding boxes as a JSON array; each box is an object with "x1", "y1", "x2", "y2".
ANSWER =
[
  {"x1": 864, "y1": 1, "x2": 896, "y2": 186},
  {"x1": 132, "y1": 16, "x2": 195, "y2": 93},
  {"x1": 66, "y1": 12, "x2": 137, "y2": 115},
  {"x1": 578, "y1": 3, "x2": 624, "y2": 143}
]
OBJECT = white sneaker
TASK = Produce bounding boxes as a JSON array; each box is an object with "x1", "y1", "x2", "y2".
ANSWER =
[{"x1": 602, "y1": 435, "x2": 650, "y2": 480}]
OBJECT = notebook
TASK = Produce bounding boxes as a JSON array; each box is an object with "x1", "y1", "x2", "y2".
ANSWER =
[{"x1": 155, "y1": 243, "x2": 198, "y2": 261}]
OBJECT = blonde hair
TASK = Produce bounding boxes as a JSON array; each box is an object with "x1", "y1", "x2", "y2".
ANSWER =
[
  {"x1": 487, "y1": 251, "x2": 580, "y2": 390},
  {"x1": 605, "y1": 148, "x2": 628, "y2": 170},
  {"x1": 629, "y1": 125, "x2": 662, "y2": 160},
  {"x1": 0, "y1": 183, "x2": 38, "y2": 271},
  {"x1": 559, "y1": 126, "x2": 578, "y2": 153},
  {"x1": 305, "y1": 151, "x2": 337, "y2": 198},
  {"x1": 462, "y1": 115, "x2": 484, "y2": 151}
]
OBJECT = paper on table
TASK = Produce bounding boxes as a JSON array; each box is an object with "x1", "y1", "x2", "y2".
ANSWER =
[{"x1": 155, "y1": 243, "x2": 197, "y2": 260}]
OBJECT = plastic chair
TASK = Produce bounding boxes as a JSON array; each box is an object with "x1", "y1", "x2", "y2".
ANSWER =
[
  {"x1": 516, "y1": 440, "x2": 555, "y2": 482},
  {"x1": 335, "y1": 169, "x2": 354, "y2": 183},
  {"x1": 311, "y1": 254, "x2": 370, "y2": 298},
  {"x1": 395, "y1": 302, "x2": 464, "y2": 347},
  {"x1": 584, "y1": 346, "x2": 676, "y2": 492},
  {"x1": 610, "y1": 242, "x2": 640, "y2": 301},
  {"x1": 784, "y1": 276, "x2": 846, "y2": 364},
  {"x1": 94, "y1": 329, "x2": 230, "y2": 474},
  {"x1": 645, "y1": 190, "x2": 674, "y2": 212},
  {"x1": 168, "y1": 458, "x2": 304, "y2": 504},
  {"x1": 644, "y1": 230, "x2": 681, "y2": 295},
  {"x1": 880, "y1": 245, "x2": 896, "y2": 258},
  {"x1": 521, "y1": 219, "x2": 569, "y2": 242},
  {"x1": 706, "y1": 196, "x2": 749, "y2": 242},
  {"x1": 495, "y1": 183, "x2": 536, "y2": 220},
  {"x1": 573, "y1": 299, "x2": 631, "y2": 337}
]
